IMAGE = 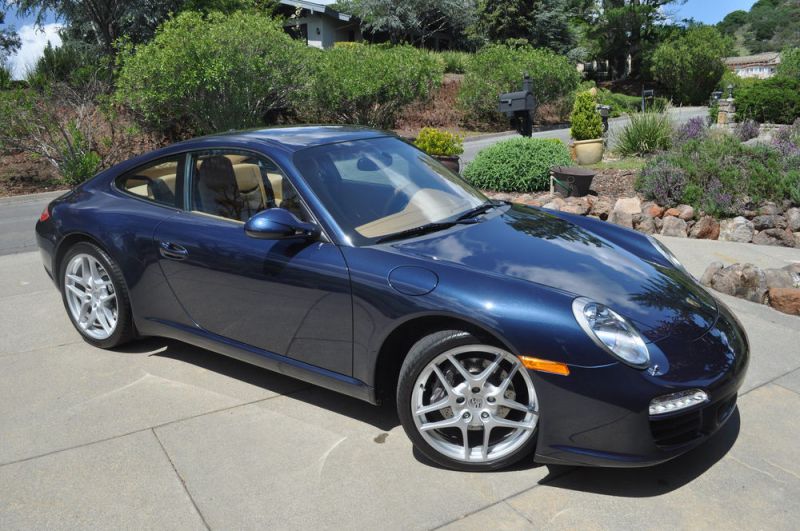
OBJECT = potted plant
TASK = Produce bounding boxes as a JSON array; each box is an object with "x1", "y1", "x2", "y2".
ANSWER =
[
  {"x1": 570, "y1": 91, "x2": 604, "y2": 165},
  {"x1": 413, "y1": 127, "x2": 464, "y2": 173}
]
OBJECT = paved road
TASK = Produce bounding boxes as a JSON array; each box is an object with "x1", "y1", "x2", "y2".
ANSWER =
[
  {"x1": 462, "y1": 106, "x2": 709, "y2": 164},
  {"x1": 0, "y1": 191, "x2": 67, "y2": 256},
  {"x1": 0, "y1": 237, "x2": 798, "y2": 529}
]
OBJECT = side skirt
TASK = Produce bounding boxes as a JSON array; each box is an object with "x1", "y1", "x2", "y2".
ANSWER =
[{"x1": 139, "y1": 318, "x2": 378, "y2": 404}]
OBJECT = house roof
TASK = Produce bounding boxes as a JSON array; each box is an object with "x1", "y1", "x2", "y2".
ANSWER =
[
  {"x1": 279, "y1": 0, "x2": 353, "y2": 22},
  {"x1": 724, "y1": 52, "x2": 781, "y2": 67}
]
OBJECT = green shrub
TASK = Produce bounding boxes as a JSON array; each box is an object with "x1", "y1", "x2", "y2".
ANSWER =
[
  {"x1": 435, "y1": 51, "x2": 471, "y2": 74},
  {"x1": 597, "y1": 90, "x2": 667, "y2": 116},
  {"x1": 458, "y1": 44, "x2": 580, "y2": 127},
  {"x1": 309, "y1": 44, "x2": 443, "y2": 129},
  {"x1": 637, "y1": 134, "x2": 800, "y2": 215},
  {"x1": 25, "y1": 40, "x2": 110, "y2": 91},
  {"x1": 116, "y1": 11, "x2": 314, "y2": 134},
  {"x1": 778, "y1": 47, "x2": 800, "y2": 79},
  {"x1": 413, "y1": 127, "x2": 463, "y2": 156},
  {"x1": 570, "y1": 91, "x2": 602, "y2": 141},
  {"x1": 615, "y1": 112, "x2": 673, "y2": 156},
  {"x1": 709, "y1": 102, "x2": 719, "y2": 124},
  {"x1": 0, "y1": 64, "x2": 11, "y2": 90},
  {"x1": 735, "y1": 77, "x2": 800, "y2": 124},
  {"x1": 463, "y1": 137, "x2": 571, "y2": 192},
  {"x1": 652, "y1": 26, "x2": 732, "y2": 105}
]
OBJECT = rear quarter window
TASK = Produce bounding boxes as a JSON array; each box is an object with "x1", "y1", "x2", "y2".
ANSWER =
[{"x1": 116, "y1": 156, "x2": 182, "y2": 207}]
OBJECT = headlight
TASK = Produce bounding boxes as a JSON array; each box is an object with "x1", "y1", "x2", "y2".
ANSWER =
[
  {"x1": 572, "y1": 297, "x2": 650, "y2": 368},
  {"x1": 648, "y1": 236, "x2": 690, "y2": 276}
]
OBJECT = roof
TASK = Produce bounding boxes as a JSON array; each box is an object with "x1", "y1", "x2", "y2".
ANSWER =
[
  {"x1": 209, "y1": 125, "x2": 389, "y2": 152},
  {"x1": 724, "y1": 52, "x2": 781, "y2": 66},
  {"x1": 278, "y1": 0, "x2": 353, "y2": 22}
]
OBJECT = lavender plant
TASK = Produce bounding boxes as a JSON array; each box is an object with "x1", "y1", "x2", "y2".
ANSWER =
[
  {"x1": 674, "y1": 116, "x2": 707, "y2": 144},
  {"x1": 736, "y1": 119, "x2": 760, "y2": 142}
]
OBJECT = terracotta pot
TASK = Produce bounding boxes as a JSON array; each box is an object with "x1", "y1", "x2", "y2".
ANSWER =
[
  {"x1": 573, "y1": 138, "x2": 604, "y2": 165},
  {"x1": 434, "y1": 155, "x2": 460, "y2": 174}
]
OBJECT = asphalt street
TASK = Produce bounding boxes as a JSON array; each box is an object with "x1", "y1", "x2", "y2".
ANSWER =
[
  {"x1": 461, "y1": 106, "x2": 709, "y2": 164},
  {"x1": 0, "y1": 235, "x2": 799, "y2": 529}
]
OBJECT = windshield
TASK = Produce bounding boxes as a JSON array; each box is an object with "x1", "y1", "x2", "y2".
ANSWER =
[{"x1": 293, "y1": 136, "x2": 487, "y2": 246}]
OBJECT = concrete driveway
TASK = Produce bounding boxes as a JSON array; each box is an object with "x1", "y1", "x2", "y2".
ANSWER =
[{"x1": 1, "y1": 234, "x2": 799, "y2": 529}]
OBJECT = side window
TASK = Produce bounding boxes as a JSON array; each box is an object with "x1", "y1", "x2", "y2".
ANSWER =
[
  {"x1": 116, "y1": 156, "x2": 181, "y2": 207},
  {"x1": 189, "y1": 150, "x2": 309, "y2": 223}
]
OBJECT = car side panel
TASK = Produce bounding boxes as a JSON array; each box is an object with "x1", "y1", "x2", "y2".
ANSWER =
[{"x1": 50, "y1": 188, "x2": 193, "y2": 332}]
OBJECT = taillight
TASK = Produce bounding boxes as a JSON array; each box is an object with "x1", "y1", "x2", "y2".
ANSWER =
[{"x1": 39, "y1": 206, "x2": 51, "y2": 222}]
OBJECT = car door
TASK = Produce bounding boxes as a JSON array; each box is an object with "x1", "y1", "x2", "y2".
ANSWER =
[{"x1": 153, "y1": 148, "x2": 353, "y2": 376}]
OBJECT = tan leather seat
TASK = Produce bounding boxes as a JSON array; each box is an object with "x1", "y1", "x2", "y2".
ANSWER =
[
  {"x1": 232, "y1": 163, "x2": 268, "y2": 217},
  {"x1": 266, "y1": 172, "x2": 283, "y2": 206}
]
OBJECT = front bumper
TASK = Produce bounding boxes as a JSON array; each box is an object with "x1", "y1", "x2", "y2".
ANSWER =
[{"x1": 532, "y1": 304, "x2": 749, "y2": 468}]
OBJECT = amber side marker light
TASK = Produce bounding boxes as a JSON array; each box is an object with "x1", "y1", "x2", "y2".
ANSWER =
[{"x1": 518, "y1": 356, "x2": 570, "y2": 376}]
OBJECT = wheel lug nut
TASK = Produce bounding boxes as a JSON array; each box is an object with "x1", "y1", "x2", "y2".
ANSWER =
[
  {"x1": 481, "y1": 412, "x2": 489, "y2": 419},
  {"x1": 456, "y1": 397, "x2": 465, "y2": 404},
  {"x1": 463, "y1": 412, "x2": 471, "y2": 420},
  {"x1": 487, "y1": 396, "x2": 496, "y2": 403},
  {"x1": 471, "y1": 387, "x2": 480, "y2": 394}
]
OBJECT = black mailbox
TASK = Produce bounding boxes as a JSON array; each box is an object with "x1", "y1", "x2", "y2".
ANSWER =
[
  {"x1": 498, "y1": 90, "x2": 536, "y2": 113},
  {"x1": 498, "y1": 74, "x2": 537, "y2": 137}
]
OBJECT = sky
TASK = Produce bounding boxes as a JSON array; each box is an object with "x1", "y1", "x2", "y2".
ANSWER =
[{"x1": 2, "y1": 0, "x2": 759, "y2": 79}]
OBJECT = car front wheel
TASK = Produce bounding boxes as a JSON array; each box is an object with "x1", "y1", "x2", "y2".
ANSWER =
[
  {"x1": 60, "y1": 242, "x2": 134, "y2": 349},
  {"x1": 397, "y1": 330, "x2": 539, "y2": 471}
]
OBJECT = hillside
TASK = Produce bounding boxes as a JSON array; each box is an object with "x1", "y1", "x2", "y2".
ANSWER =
[{"x1": 718, "y1": 0, "x2": 800, "y2": 54}]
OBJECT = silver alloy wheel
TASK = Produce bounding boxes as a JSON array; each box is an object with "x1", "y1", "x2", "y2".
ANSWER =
[
  {"x1": 411, "y1": 344, "x2": 538, "y2": 463},
  {"x1": 64, "y1": 253, "x2": 118, "y2": 340}
]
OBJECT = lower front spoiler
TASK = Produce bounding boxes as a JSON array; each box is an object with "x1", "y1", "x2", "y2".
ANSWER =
[{"x1": 534, "y1": 391, "x2": 739, "y2": 468}]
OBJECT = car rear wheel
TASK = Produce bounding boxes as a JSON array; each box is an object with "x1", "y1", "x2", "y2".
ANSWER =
[
  {"x1": 397, "y1": 330, "x2": 539, "y2": 471},
  {"x1": 60, "y1": 242, "x2": 134, "y2": 349}
]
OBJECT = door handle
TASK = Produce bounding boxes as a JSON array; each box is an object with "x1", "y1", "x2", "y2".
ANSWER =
[{"x1": 159, "y1": 241, "x2": 188, "y2": 260}]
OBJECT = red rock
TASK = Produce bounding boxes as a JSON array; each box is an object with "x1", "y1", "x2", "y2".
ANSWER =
[
  {"x1": 664, "y1": 207, "x2": 680, "y2": 218},
  {"x1": 642, "y1": 202, "x2": 664, "y2": 218},
  {"x1": 768, "y1": 288, "x2": 800, "y2": 316}
]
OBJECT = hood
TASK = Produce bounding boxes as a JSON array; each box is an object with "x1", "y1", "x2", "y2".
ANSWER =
[{"x1": 392, "y1": 204, "x2": 717, "y2": 343}]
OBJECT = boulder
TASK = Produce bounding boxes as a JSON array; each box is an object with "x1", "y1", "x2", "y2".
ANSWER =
[
  {"x1": 784, "y1": 263, "x2": 800, "y2": 275},
  {"x1": 636, "y1": 217, "x2": 657, "y2": 235},
  {"x1": 561, "y1": 196, "x2": 591, "y2": 216},
  {"x1": 719, "y1": 217, "x2": 754, "y2": 243},
  {"x1": 753, "y1": 228, "x2": 796, "y2": 247},
  {"x1": 591, "y1": 197, "x2": 613, "y2": 220},
  {"x1": 612, "y1": 197, "x2": 642, "y2": 217},
  {"x1": 676, "y1": 204, "x2": 695, "y2": 221},
  {"x1": 700, "y1": 261, "x2": 724, "y2": 287},
  {"x1": 660, "y1": 216, "x2": 688, "y2": 237},
  {"x1": 787, "y1": 208, "x2": 800, "y2": 232},
  {"x1": 758, "y1": 202, "x2": 782, "y2": 216},
  {"x1": 795, "y1": 232, "x2": 800, "y2": 248},
  {"x1": 609, "y1": 210, "x2": 633, "y2": 228},
  {"x1": 689, "y1": 216, "x2": 720, "y2": 240},
  {"x1": 752, "y1": 214, "x2": 787, "y2": 231},
  {"x1": 664, "y1": 207, "x2": 680, "y2": 218},
  {"x1": 763, "y1": 268, "x2": 800, "y2": 289},
  {"x1": 642, "y1": 202, "x2": 664, "y2": 218},
  {"x1": 708, "y1": 263, "x2": 767, "y2": 303},
  {"x1": 767, "y1": 288, "x2": 800, "y2": 316}
]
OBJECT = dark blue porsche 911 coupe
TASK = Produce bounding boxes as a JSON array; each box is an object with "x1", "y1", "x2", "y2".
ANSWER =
[{"x1": 35, "y1": 126, "x2": 748, "y2": 471}]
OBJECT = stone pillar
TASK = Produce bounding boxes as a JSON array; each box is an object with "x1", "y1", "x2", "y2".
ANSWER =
[{"x1": 718, "y1": 98, "x2": 735, "y2": 125}]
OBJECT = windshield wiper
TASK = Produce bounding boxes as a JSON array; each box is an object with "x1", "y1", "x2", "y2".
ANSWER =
[
  {"x1": 455, "y1": 200, "x2": 500, "y2": 222},
  {"x1": 375, "y1": 220, "x2": 477, "y2": 244}
]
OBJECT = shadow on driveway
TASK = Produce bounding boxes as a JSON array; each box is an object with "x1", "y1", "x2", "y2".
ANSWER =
[{"x1": 114, "y1": 336, "x2": 738, "y2": 493}]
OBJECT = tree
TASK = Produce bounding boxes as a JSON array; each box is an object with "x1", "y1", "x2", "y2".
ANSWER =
[
  {"x1": 586, "y1": 0, "x2": 683, "y2": 80},
  {"x1": 471, "y1": 0, "x2": 574, "y2": 54},
  {"x1": 335, "y1": 0, "x2": 476, "y2": 47},
  {"x1": 10, "y1": 0, "x2": 185, "y2": 53},
  {"x1": 651, "y1": 25, "x2": 733, "y2": 105},
  {"x1": 0, "y1": 9, "x2": 20, "y2": 61}
]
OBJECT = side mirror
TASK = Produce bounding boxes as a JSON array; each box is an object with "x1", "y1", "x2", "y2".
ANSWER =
[{"x1": 244, "y1": 208, "x2": 320, "y2": 240}]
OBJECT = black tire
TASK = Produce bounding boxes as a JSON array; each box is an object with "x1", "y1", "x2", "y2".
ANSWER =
[
  {"x1": 397, "y1": 330, "x2": 538, "y2": 471},
  {"x1": 59, "y1": 241, "x2": 135, "y2": 349}
]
